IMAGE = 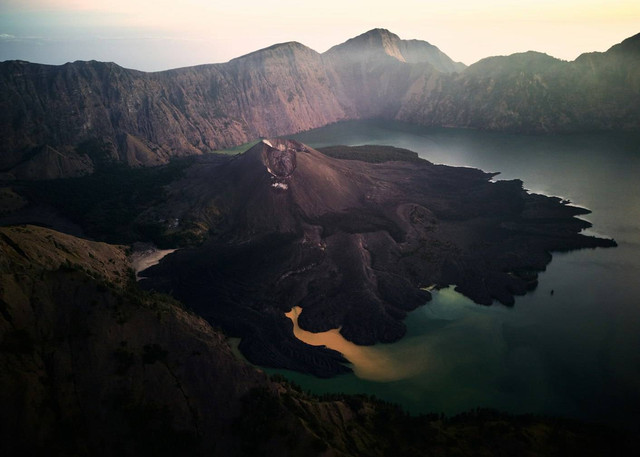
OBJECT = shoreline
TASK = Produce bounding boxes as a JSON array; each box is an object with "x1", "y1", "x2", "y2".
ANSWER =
[{"x1": 285, "y1": 306, "x2": 426, "y2": 382}]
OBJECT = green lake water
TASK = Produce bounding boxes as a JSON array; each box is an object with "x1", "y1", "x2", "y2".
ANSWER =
[{"x1": 259, "y1": 120, "x2": 640, "y2": 429}]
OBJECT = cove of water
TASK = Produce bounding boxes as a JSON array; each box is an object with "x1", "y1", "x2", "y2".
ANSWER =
[{"x1": 261, "y1": 120, "x2": 640, "y2": 429}]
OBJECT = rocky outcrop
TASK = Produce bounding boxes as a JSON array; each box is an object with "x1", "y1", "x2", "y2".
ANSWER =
[{"x1": 1, "y1": 29, "x2": 639, "y2": 179}]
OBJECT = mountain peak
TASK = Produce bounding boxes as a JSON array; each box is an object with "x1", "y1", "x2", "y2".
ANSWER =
[
  {"x1": 325, "y1": 29, "x2": 465, "y2": 72},
  {"x1": 360, "y1": 28, "x2": 400, "y2": 40},
  {"x1": 232, "y1": 41, "x2": 317, "y2": 62},
  {"x1": 327, "y1": 28, "x2": 405, "y2": 61},
  {"x1": 468, "y1": 51, "x2": 561, "y2": 75}
]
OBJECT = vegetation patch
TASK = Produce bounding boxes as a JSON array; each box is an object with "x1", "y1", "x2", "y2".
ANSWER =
[
  {"x1": 21, "y1": 159, "x2": 192, "y2": 245},
  {"x1": 213, "y1": 140, "x2": 260, "y2": 155},
  {"x1": 318, "y1": 145, "x2": 425, "y2": 163}
]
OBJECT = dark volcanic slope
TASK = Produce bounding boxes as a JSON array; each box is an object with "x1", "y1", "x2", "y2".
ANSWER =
[{"x1": 141, "y1": 139, "x2": 615, "y2": 376}]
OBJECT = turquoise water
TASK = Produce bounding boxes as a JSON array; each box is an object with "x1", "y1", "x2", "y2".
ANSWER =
[{"x1": 264, "y1": 120, "x2": 640, "y2": 428}]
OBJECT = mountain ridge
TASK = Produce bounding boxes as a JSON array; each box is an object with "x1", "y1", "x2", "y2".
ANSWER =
[
  {"x1": 1, "y1": 29, "x2": 639, "y2": 179},
  {"x1": 325, "y1": 28, "x2": 466, "y2": 72}
]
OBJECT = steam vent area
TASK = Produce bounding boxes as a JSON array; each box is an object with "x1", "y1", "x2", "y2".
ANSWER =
[{"x1": 261, "y1": 139, "x2": 308, "y2": 190}]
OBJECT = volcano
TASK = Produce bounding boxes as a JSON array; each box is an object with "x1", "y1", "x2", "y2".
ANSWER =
[{"x1": 141, "y1": 139, "x2": 615, "y2": 377}]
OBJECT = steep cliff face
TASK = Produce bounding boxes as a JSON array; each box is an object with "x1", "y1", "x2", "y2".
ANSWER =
[
  {"x1": 321, "y1": 29, "x2": 465, "y2": 119},
  {"x1": 0, "y1": 44, "x2": 354, "y2": 179},
  {"x1": 1, "y1": 29, "x2": 639, "y2": 179},
  {"x1": 0, "y1": 60, "x2": 204, "y2": 175},
  {"x1": 219, "y1": 42, "x2": 355, "y2": 136},
  {"x1": 0, "y1": 28, "x2": 464, "y2": 179}
]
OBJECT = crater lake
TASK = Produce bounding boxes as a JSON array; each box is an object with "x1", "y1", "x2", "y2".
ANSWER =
[{"x1": 256, "y1": 119, "x2": 640, "y2": 430}]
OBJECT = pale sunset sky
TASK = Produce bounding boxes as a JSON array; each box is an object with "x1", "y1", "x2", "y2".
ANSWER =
[{"x1": 1, "y1": 0, "x2": 639, "y2": 71}]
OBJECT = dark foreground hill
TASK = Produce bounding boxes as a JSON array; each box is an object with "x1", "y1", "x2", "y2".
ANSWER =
[
  {"x1": 1, "y1": 225, "x2": 636, "y2": 456},
  {"x1": 1, "y1": 29, "x2": 639, "y2": 179}
]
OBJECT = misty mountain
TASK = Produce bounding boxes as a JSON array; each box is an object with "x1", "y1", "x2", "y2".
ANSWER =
[
  {"x1": 325, "y1": 28, "x2": 466, "y2": 71},
  {"x1": 1, "y1": 29, "x2": 639, "y2": 179}
]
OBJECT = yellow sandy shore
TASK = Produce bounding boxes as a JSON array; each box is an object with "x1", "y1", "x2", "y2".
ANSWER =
[{"x1": 285, "y1": 306, "x2": 428, "y2": 382}]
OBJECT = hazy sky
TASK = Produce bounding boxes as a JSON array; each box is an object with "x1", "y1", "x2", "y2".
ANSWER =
[{"x1": 1, "y1": 0, "x2": 639, "y2": 71}]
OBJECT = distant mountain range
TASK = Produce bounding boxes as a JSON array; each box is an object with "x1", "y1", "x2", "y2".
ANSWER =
[{"x1": 1, "y1": 28, "x2": 639, "y2": 179}]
